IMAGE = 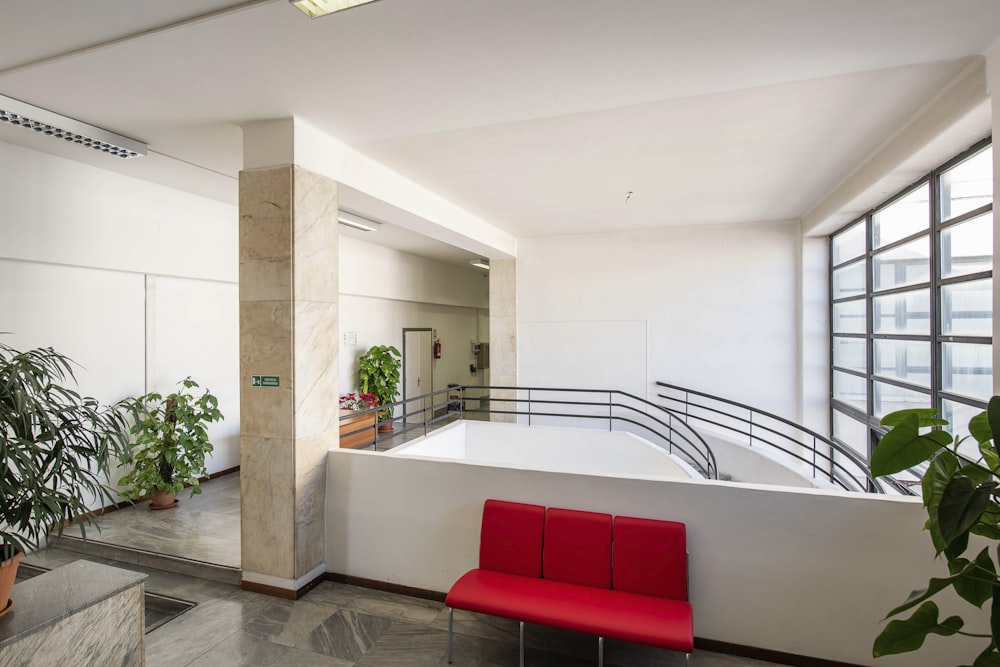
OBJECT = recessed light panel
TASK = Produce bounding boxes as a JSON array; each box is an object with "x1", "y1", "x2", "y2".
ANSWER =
[
  {"x1": 0, "y1": 94, "x2": 146, "y2": 159},
  {"x1": 290, "y1": 0, "x2": 381, "y2": 18}
]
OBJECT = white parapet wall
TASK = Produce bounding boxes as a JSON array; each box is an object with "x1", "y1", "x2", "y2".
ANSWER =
[
  {"x1": 387, "y1": 421, "x2": 697, "y2": 480},
  {"x1": 326, "y1": 448, "x2": 987, "y2": 667}
]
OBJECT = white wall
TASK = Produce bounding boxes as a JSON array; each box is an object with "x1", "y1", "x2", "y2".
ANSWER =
[
  {"x1": 517, "y1": 222, "x2": 804, "y2": 420},
  {"x1": 339, "y1": 236, "x2": 488, "y2": 400},
  {"x1": 0, "y1": 139, "x2": 240, "y2": 485},
  {"x1": 389, "y1": 421, "x2": 693, "y2": 480},
  {"x1": 326, "y1": 449, "x2": 986, "y2": 667}
]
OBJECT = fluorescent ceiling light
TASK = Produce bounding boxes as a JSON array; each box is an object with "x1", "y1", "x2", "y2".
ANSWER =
[
  {"x1": 0, "y1": 94, "x2": 145, "y2": 159},
  {"x1": 338, "y1": 211, "x2": 381, "y2": 232},
  {"x1": 469, "y1": 259, "x2": 490, "y2": 271},
  {"x1": 290, "y1": 0, "x2": 381, "y2": 18}
]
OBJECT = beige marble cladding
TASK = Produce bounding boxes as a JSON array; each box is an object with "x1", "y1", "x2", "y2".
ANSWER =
[
  {"x1": 292, "y1": 166, "x2": 339, "y2": 303},
  {"x1": 239, "y1": 163, "x2": 339, "y2": 589},
  {"x1": 240, "y1": 300, "x2": 294, "y2": 440},
  {"x1": 489, "y1": 258, "x2": 516, "y2": 318},
  {"x1": 294, "y1": 432, "x2": 332, "y2": 576},
  {"x1": 294, "y1": 299, "x2": 339, "y2": 439},
  {"x1": 241, "y1": 435, "x2": 296, "y2": 578},
  {"x1": 240, "y1": 167, "x2": 293, "y2": 303},
  {"x1": 489, "y1": 259, "x2": 516, "y2": 423}
]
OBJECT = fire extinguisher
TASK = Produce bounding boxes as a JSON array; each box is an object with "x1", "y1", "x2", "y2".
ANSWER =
[{"x1": 433, "y1": 339, "x2": 442, "y2": 359}]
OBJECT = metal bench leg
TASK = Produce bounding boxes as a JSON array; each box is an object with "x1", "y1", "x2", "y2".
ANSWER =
[
  {"x1": 686, "y1": 652, "x2": 691, "y2": 666},
  {"x1": 598, "y1": 636, "x2": 604, "y2": 667},
  {"x1": 447, "y1": 608, "x2": 453, "y2": 664},
  {"x1": 519, "y1": 621, "x2": 525, "y2": 667}
]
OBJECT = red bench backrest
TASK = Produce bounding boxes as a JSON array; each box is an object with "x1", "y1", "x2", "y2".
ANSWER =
[
  {"x1": 612, "y1": 515, "x2": 688, "y2": 601},
  {"x1": 543, "y1": 507, "x2": 612, "y2": 588},
  {"x1": 479, "y1": 499, "x2": 545, "y2": 577}
]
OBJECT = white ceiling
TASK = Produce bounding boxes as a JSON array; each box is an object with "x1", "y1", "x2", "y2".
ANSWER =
[{"x1": 1, "y1": 0, "x2": 998, "y2": 265}]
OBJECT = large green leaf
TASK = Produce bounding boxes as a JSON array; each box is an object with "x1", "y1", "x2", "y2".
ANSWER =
[
  {"x1": 872, "y1": 412, "x2": 953, "y2": 477},
  {"x1": 924, "y1": 451, "x2": 960, "y2": 551},
  {"x1": 990, "y1": 397, "x2": 1000, "y2": 443},
  {"x1": 873, "y1": 601, "x2": 964, "y2": 657},
  {"x1": 938, "y1": 475, "x2": 992, "y2": 548},
  {"x1": 973, "y1": 646, "x2": 1000, "y2": 667},
  {"x1": 882, "y1": 408, "x2": 949, "y2": 429},
  {"x1": 950, "y1": 548, "x2": 996, "y2": 608},
  {"x1": 972, "y1": 412, "x2": 994, "y2": 447}
]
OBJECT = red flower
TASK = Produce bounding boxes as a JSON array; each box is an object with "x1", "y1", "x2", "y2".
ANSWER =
[{"x1": 339, "y1": 392, "x2": 380, "y2": 410}]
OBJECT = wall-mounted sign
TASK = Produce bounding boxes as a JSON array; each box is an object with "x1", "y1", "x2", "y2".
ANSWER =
[{"x1": 251, "y1": 375, "x2": 280, "y2": 388}]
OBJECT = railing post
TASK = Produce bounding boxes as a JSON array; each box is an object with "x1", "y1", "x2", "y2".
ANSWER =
[
  {"x1": 812, "y1": 436, "x2": 817, "y2": 479},
  {"x1": 528, "y1": 388, "x2": 532, "y2": 426},
  {"x1": 608, "y1": 391, "x2": 613, "y2": 432}
]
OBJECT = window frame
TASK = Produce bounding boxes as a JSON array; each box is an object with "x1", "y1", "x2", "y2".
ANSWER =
[{"x1": 829, "y1": 138, "x2": 993, "y2": 472}]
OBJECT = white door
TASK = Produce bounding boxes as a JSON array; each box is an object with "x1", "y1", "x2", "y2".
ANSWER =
[{"x1": 403, "y1": 329, "x2": 433, "y2": 424}]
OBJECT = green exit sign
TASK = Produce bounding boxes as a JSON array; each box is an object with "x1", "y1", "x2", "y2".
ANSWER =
[{"x1": 251, "y1": 375, "x2": 280, "y2": 388}]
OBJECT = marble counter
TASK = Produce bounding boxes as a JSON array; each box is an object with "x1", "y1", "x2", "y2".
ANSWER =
[{"x1": 0, "y1": 559, "x2": 146, "y2": 666}]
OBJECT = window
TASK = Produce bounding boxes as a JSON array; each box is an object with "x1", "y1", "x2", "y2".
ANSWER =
[{"x1": 829, "y1": 140, "x2": 993, "y2": 474}]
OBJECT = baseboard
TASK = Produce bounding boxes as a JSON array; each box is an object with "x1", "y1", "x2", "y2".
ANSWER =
[
  {"x1": 324, "y1": 572, "x2": 447, "y2": 603},
  {"x1": 694, "y1": 638, "x2": 867, "y2": 667}
]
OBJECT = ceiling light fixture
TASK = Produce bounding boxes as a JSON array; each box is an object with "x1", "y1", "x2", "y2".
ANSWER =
[
  {"x1": 338, "y1": 211, "x2": 382, "y2": 232},
  {"x1": 289, "y1": 0, "x2": 381, "y2": 18},
  {"x1": 0, "y1": 94, "x2": 146, "y2": 159},
  {"x1": 469, "y1": 259, "x2": 490, "y2": 271}
]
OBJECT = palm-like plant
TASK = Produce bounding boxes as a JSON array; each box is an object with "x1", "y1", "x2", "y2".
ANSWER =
[{"x1": 0, "y1": 341, "x2": 131, "y2": 562}]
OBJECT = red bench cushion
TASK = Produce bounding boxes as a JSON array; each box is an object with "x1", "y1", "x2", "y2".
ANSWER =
[
  {"x1": 613, "y1": 515, "x2": 688, "y2": 600},
  {"x1": 543, "y1": 507, "x2": 612, "y2": 588},
  {"x1": 446, "y1": 568, "x2": 694, "y2": 653},
  {"x1": 479, "y1": 499, "x2": 545, "y2": 577}
]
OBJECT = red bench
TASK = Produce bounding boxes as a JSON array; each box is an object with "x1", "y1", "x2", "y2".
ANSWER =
[{"x1": 445, "y1": 499, "x2": 694, "y2": 666}]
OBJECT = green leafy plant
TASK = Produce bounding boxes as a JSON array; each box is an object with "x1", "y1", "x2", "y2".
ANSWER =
[
  {"x1": 869, "y1": 396, "x2": 1000, "y2": 664},
  {"x1": 358, "y1": 345, "x2": 401, "y2": 421},
  {"x1": 117, "y1": 377, "x2": 223, "y2": 500},
  {"x1": 0, "y1": 341, "x2": 131, "y2": 561}
]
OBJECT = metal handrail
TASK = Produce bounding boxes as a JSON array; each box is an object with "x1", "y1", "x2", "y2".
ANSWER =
[
  {"x1": 654, "y1": 381, "x2": 913, "y2": 495},
  {"x1": 339, "y1": 385, "x2": 719, "y2": 479}
]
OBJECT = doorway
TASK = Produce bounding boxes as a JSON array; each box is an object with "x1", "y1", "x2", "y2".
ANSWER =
[{"x1": 402, "y1": 328, "x2": 433, "y2": 424}]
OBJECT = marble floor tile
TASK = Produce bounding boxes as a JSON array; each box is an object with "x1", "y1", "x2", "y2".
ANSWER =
[
  {"x1": 305, "y1": 581, "x2": 444, "y2": 625},
  {"x1": 185, "y1": 630, "x2": 354, "y2": 667},
  {"x1": 62, "y1": 472, "x2": 242, "y2": 569},
  {"x1": 354, "y1": 619, "x2": 451, "y2": 666},
  {"x1": 244, "y1": 599, "x2": 395, "y2": 662}
]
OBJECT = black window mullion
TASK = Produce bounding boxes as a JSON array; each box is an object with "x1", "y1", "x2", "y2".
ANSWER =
[{"x1": 829, "y1": 137, "x2": 992, "y2": 476}]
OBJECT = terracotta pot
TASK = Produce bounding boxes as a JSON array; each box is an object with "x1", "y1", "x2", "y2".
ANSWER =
[
  {"x1": 0, "y1": 551, "x2": 23, "y2": 619},
  {"x1": 150, "y1": 489, "x2": 178, "y2": 510},
  {"x1": 377, "y1": 421, "x2": 393, "y2": 433}
]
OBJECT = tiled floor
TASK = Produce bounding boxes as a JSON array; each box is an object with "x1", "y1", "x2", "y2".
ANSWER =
[
  {"x1": 61, "y1": 470, "x2": 242, "y2": 568},
  {"x1": 26, "y1": 437, "x2": 792, "y2": 666}
]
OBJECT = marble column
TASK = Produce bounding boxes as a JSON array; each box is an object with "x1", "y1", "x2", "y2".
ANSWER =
[
  {"x1": 239, "y1": 165, "x2": 339, "y2": 596},
  {"x1": 488, "y1": 258, "x2": 517, "y2": 422}
]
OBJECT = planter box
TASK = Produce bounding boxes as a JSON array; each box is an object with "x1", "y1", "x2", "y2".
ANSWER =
[{"x1": 339, "y1": 409, "x2": 376, "y2": 449}]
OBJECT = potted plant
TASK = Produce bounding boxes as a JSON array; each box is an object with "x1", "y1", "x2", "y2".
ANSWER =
[
  {"x1": 338, "y1": 392, "x2": 379, "y2": 449},
  {"x1": 117, "y1": 377, "x2": 223, "y2": 510},
  {"x1": 0, "y1": 341, "x2": 131, "y2": 617},
  {"x1": 869, "y1": 396, "x2": 1000, "y2": 664},
  {"x1": 358, "y1": 344, "x2": 401, "y2": 431}
]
